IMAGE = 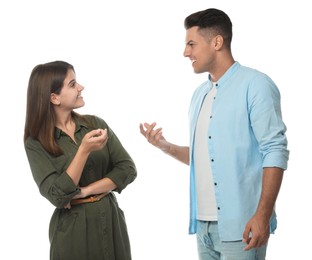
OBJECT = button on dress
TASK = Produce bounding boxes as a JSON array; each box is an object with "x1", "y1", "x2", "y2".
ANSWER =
[{"x1": 25, "y1": 114, "x2": 137, "y2": 260}]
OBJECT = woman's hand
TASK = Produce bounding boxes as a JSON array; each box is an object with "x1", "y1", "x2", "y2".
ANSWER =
[
  {"x1": 66, "y1": 129, "x2": 109, "y2": 186},
  {"x1": 81, "y1": 128, "x2": 108, "y2": 154},
  {"x1": 72, "y1": 186, "x2": 90, "y2": 199},
  {"x1": 63, "y1": 187, "x2": 91, "y2": 209}
]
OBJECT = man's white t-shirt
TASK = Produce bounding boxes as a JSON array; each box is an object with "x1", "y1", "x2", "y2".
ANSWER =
[{"x1": 194, "y1": 83, "x2": 218, "y2": 221}]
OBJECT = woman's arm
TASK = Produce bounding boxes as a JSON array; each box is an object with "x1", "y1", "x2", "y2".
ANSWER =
[{"x1": 66, "y1": 129, "x2": 108, "y2": 185}]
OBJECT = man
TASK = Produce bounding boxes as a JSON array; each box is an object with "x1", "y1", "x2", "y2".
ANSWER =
[{"x1": 140, "y1": 8, "x2": 289, "y2": 260}]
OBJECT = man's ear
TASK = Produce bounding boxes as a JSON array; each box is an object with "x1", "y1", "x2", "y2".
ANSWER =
[
  {"x1": 50, "y1": 93, "x2": 60, "y2": 105},
  {"x1": 214, "y1": 35, "x2": 224, "y2": 50}
]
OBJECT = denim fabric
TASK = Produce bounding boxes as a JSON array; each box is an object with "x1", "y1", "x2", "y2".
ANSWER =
[{"x1": 196, "y1": 221, "x2": 267, "y2": 260}]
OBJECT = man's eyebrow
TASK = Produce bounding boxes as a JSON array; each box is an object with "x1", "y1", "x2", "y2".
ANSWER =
[{"x1": 186, "y1": 40, "x2": 195, "y2": 45}]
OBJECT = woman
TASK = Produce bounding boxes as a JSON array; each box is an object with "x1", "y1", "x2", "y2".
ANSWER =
[{"x1": 24, "y1": 60, "x2": 137, "y2": 260}]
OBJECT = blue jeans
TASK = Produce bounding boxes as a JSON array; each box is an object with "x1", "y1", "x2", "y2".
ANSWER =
[{"x1": 196, "y1": 221, "x2": 267, "y2": 260}]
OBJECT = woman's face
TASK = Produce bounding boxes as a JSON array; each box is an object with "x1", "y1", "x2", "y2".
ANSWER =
[{"x1": 51, "y1": 69, "x2": 85, "y2": 111}]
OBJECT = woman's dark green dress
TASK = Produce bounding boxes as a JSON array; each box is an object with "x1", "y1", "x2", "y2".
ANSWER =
[{"x1": 25, "y1": 115, "x2": 137, "y2": 260}]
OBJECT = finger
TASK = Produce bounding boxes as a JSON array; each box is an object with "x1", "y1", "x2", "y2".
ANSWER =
[
  {"x1": 244, "y1": 235, "x2": 258, "y2": 251},
  {"x1": 91, "y1": 129, "x2": 102, "y2": 136},
  {"x1": 64, "y1": 202, "x2": 71, "y2": 209},
  {"x1": 144, "y1": 122, "x2": 156, "y2": 135},
  {"x1": 149, "y1": 128, "x2": 163, "y2": 139},
  {"x1": 85, "y1": 129, "x2": 102, "y2": 141},
  {"x1": 91, "y1": 129, "x2": 108, "y2": 142},
  {"x1": 144, "y1": 122, "x2": 154, "y2": 129},
  {"x1": 139, "y1": 123, "x2": 147, "y2": 135},
  {"x1": 242, "y1": 226, "x2": 250, "y2": 243},
  {"x1": 99, "y1": 129, "x2": 108, "y2": 139},
  {"x1": 242, "y1": 226, "x2": 252, "y2": 250},
  {"x1": 140, "y1": 122, "x2": 157, "y2": 136}
]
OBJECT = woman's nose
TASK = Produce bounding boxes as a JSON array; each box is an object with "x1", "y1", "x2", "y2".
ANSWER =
[{"x1": 78, "y1": 84, "x2": 84, "y2": 91}]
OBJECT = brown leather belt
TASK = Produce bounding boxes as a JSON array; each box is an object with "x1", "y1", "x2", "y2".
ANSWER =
[{"x1": 70, "y1": 192, "x2": 109, "y2": 206}]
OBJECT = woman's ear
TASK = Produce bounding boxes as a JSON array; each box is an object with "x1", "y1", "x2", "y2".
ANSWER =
[{"x1": 50, "y1": 93, "x2": 60, "y2": 105}]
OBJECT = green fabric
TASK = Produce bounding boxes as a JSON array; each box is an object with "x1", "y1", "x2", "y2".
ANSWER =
[{"x1": 25, "y1": 115, "x2": 137, "y2": 260}]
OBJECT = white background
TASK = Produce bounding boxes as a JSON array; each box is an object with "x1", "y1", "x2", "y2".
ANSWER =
[{"x1": 1, "y1": 0, "x2": 311, "y2": 259}]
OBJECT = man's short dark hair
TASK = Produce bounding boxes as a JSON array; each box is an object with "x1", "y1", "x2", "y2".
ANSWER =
[{"x1": 184, "y1": 8, "x2": 232, "y2": 48}]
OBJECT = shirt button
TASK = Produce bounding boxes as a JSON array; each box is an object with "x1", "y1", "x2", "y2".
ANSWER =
[
  {"x1": 217, "y1": 207, "x2": 220, "y2": 210},
  {"x1": 211, "y1": 159, "x2": 214, "y2": 162},
  {"x1": 214, "y1": 182, "x2": 217, "y2": 186},
  {"x1": 209, "y1": 136, "x2": 211, "y2": 139},
  {"x1": 210, "y1": 115, "x2": 212, "y2": 118}
]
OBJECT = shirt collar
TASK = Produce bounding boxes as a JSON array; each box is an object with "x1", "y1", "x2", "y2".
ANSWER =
[
  {"x1": 208, "y1": 61, "x2": 241, "y2": 89},
  {"x1": 54, "y1": 115, "x2": 89, "y2": 139}
]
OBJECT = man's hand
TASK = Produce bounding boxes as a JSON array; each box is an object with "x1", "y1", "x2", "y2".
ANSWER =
[
  {"x1": 242, "y1": 213, "x2": 270, "y2": 250},
  {"x1": 139, "y1": 122, "x2": 169, "y2": 151},
  {"x1": 139, "y1": 122, "x2": 190, "y2": 165}
]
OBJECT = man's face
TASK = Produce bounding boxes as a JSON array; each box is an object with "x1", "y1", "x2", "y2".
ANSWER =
[{"x1": 183, "y1": 26, "x2": 216, "y2": 74}]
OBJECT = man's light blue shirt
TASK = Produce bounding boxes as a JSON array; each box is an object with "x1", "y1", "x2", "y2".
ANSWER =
[{"x1": 188, "y1": 62, "x2": 289, "y2": 241}]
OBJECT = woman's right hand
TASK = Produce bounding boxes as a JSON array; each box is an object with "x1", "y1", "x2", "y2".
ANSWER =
[{"x1": 81, "y1": 128, "x2": 108, "y2": 153}]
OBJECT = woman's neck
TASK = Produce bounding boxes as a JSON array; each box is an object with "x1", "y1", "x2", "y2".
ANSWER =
[{"x1": 55, "y1": 112, "x2": 76, "y2": 140}]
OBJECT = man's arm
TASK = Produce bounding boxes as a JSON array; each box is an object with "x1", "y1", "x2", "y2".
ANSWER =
[
  {"x1": 139, "y1": 122, "x2": 189, "y2": 165},
  {"x1": 243, "y1": 167, "x2": 284, "y2": 250}
]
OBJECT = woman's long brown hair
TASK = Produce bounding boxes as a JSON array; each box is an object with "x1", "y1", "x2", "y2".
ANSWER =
[{"x1": 24, "y1": 61, "x2": 75, "y2": 156}]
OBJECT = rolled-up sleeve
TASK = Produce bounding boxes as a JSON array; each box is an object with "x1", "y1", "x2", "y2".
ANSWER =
[
  {"x1": 248, "y1": 74, "x2": 289, "y2": 170},
  {"x1": 25, "y1": 138, "x2": 80, "y2": 208},
  {"x1": 93, "y1": 116, "x2": 137, "y2": 193}
]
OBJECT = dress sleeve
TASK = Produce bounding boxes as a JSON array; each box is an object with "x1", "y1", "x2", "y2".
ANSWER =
[
  {"x1": 25, "y1": 138, "x2": 80, "y2": 208},
  {"x1": 93, "y1": 116, "x2": 137, "y2": 193}
]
